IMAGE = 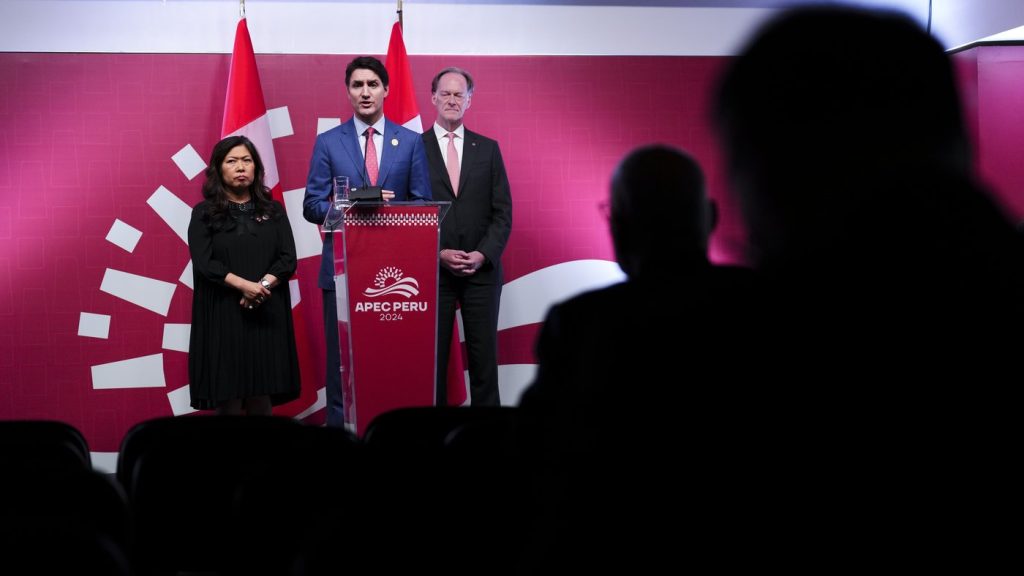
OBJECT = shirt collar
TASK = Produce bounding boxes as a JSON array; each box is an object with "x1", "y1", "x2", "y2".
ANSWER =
[
  {"x1": 433, "y1": 122, "x2": 465, "y2": 140},
  {"x1": 354, "y1": 115, "x2": 387, "y2": 136}
]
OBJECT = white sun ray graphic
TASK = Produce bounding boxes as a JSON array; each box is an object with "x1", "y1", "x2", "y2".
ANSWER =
[
  {"x1": 82, "y1": 104, "x2": 624, "y2": 470},
  {"x1": 82, "y1": 106, "x2": 327, "y2": 427}
]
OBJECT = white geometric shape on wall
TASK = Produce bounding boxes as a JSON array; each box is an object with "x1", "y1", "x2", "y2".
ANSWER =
[
  {"x1": 90, "y1": 452, "x2": 118, "y2": 475},
  {"x1": 293, "y1": 386, "x2": 327, "y2": 421},
  {"x1": 497, "y1": 259, "x2": 625, "y2": 331},
  {"x1": 147, "y1": 185, "x2": 192, "y2": 245},
  {"x1": 91, "y1": 353, "x2": 166, "y2": 390},
  {"x1": 284, "y1": 187, "x2": 322, "y2": 260},
  {"x1": 100, "y1": 268, "x2": 176, "y2": 316},
  {"x1": 172, "y1": 143, "x2": 207, "y2": 180},
  {"x1": 227, "y1": 115, "x2": 280, "y2": 190},
  {"x1": 78, "y1": 312, "x2": 111, "y2": 339},
  {"x1": 400, "y1": 115, "x2": 423, "y2": 134},
  {"x1": 105, "y1": 219, "x2": 143, "y2": 253},
  {"x1": 316, "y1": 117, "x2": 341, "y2": 135},
  {"x1": 289, "y1": 278, "x2": 301, "y2": 309},
  {"x1": 268, "y1": 106, "x2": 294, "y2": 139},
  {"x1": 499, "y1": 363, "x2": 539, "y2": 407},
  {"x1": 167, "y1": 385, "x2": 198, "y2": 416},
  {"x1": 162, "y1": 323, "x2": 190, "y2": 353},
  {"x1": 180, "y1": 259, "x2": 193, "y2": 290}
]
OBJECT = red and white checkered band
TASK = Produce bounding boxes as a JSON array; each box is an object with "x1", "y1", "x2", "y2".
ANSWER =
[{"x1": 345, "y1": 213, "x2": 440, "y2": 226}]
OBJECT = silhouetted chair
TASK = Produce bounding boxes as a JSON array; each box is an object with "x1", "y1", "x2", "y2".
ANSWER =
[
  {"x1": 363, "y1": 405, "x2": 517, "y2": 453},
  {"x1": 362, "y1": 406, "x2": 524, "y2": 575},
  {"x1": 229, "y1": 424, "x2": 364, "y2": 576},
  {"x1": 444, "y1": 410, "x2": 520, "y2": 456},
  {"x1": 116, "y1": 413, "x2": 208, "y2": 492},
  {"x1": 121, "y1": 415, "x2": 360, "y2": 576},
  {"x1": 1, "y1": 449, "x2": 132, "y2": 576},
  {"x1": 0, "y1": 420, "x2": 131, "y2": 572},
  {"x1": 0, "y1": 419, "x2": 91, "y2": 472},
  {"x1": 0, "y1": 520, "x2": 132, "y2": 576}
]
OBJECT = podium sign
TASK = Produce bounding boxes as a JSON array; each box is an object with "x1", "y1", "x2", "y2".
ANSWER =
[{"x1": 325, "y1": 201, "x2": 448, "y2": 435}]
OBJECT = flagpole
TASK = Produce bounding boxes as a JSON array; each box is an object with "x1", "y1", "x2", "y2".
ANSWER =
[
  {"x1": 397, "y1": 0, "x2": 403, "y2": 30},
  {"x1": 239, "y1": 0, "x2": 245, "y2": 19}
]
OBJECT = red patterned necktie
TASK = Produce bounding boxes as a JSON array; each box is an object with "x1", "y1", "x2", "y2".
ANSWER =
[
  {"x1": 364, "y1": 127, "x2": 379, "y2": 186},
  {"x1": 446, "y1": 132, "x2": 460, "y2": 196}
]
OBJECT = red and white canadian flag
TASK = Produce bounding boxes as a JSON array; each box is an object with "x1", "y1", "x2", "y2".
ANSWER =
[
  {"x1": 383, "y1": 20, "x2": 468, "y2": 406},
  {"x1": 383, "y1": 20, "x2": 423, "y2": 133},
  {"x1": 222, "y1": 17, "x2": 321, "y2": 416}
]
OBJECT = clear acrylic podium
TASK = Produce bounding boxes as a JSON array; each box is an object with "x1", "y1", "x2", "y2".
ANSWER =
[{"x1": 323, "y1": 200, "x2": 450, "y2": 435}]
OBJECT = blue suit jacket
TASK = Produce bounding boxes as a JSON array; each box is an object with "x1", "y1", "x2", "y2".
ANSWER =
[{"x1": 303, "y1": 117, "x2": 433, "y2": 289}]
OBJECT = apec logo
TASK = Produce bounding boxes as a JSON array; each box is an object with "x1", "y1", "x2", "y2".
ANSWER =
[
  {"x1": 355, "y1": 267, "x2": 428, "y2": 318},
  {"x1": 362, "y1": 266, "x2": 419, "y2": 298}
]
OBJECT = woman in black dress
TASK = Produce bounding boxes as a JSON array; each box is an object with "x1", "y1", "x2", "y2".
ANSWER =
[{"x1": 187, "y1": 135, "x2": 301, "y2": 414}]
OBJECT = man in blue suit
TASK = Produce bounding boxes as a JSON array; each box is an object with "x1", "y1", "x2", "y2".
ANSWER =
[{"x1": 303, "y1": 55, "x2": 432, "y2": 427}]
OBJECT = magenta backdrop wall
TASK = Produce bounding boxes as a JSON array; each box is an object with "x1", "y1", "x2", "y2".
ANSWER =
[
  {"x1": 0, "y1": 53, "x2": 742, "y2": 451},
  {"x1": 6, "y1": 46, "x2": 1019, "y2": 453},
  {"x1": 956, "y1": 45, "x2": 1024, "y2": 222}
]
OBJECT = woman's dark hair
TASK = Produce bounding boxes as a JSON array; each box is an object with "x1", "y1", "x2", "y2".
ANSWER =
[{"x1": 200, "y1": 135, "x2": 278, "y2": 225}]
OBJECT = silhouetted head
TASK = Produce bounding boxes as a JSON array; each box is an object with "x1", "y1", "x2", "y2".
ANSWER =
[
  {"x1": 609, "y1": 145, "x2": 716, "y2": 279},
  {"x1": 713, "y1": 6, "x2": 971, "y2": 269}
]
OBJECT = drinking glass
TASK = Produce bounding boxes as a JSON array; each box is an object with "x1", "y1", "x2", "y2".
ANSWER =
[{"x1": 333, "y1": 175, "x2": 350, "y2": 206}]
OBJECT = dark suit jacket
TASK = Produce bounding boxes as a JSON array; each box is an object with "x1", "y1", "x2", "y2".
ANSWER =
[
  {"x1": 421, "y1": 127, "x2": 512, "y2": 275},
  {"x1": 514, "y1": 267, "x2": 763, "y2": 570},
  {"x1": 303, "y1": 118, "x2": 432, "y2": 289},
  {"x1": 518, "y1": 265, "x2": 762, "y2": 460}
]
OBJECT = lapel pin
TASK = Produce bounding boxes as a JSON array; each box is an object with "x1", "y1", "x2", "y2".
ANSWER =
[{"x1": 391, "y1": 138, "x2": 399, "y2": 147}]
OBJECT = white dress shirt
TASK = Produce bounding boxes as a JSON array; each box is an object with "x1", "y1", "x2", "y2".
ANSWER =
[
  {"x1": 433, "y1": 122, "x2": 465, "y2": 173},
  {"x1": 352, "y1": 115, "x2": 386, "y2": 173}
]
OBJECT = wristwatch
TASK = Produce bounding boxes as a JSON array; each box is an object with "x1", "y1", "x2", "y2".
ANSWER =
[{"x1": 260, "y1": 278, "x2": 271, "y2": 290}]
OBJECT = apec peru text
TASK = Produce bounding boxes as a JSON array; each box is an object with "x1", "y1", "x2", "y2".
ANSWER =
[{"x1": 354, "y1": 301, "x2": 429, "y2": 312}]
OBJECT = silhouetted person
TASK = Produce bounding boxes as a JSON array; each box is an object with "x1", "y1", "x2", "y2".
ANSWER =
[
  {"x1": 516, "y1": 145, "x2": 757, "y2": 572},
  {"x1": 712, "y1": 5, "x2": 1022, "y2": 569}
]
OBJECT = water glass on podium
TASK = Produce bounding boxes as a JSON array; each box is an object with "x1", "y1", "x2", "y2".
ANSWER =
[
  {"x1": 324, "y1": 176, "x2": 350, "y2": 229},
  {"x1": 333, "y1": 176, "x2": 350, "y2": 207}
]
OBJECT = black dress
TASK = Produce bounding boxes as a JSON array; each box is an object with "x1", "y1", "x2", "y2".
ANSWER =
[{"x1": 187, "y1": 200, "x2": 301, "y2": 409}]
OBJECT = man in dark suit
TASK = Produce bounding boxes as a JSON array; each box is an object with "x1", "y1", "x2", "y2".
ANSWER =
[
  {"x1": 516, "y1": 145, "x2": 759, "y2": 572},
  {"x1": 421, "y1": 67, "x2": 512, "y2": 406},
  {"x1": 303, "y1": 56, "x2": 432, "y2": 427}
]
